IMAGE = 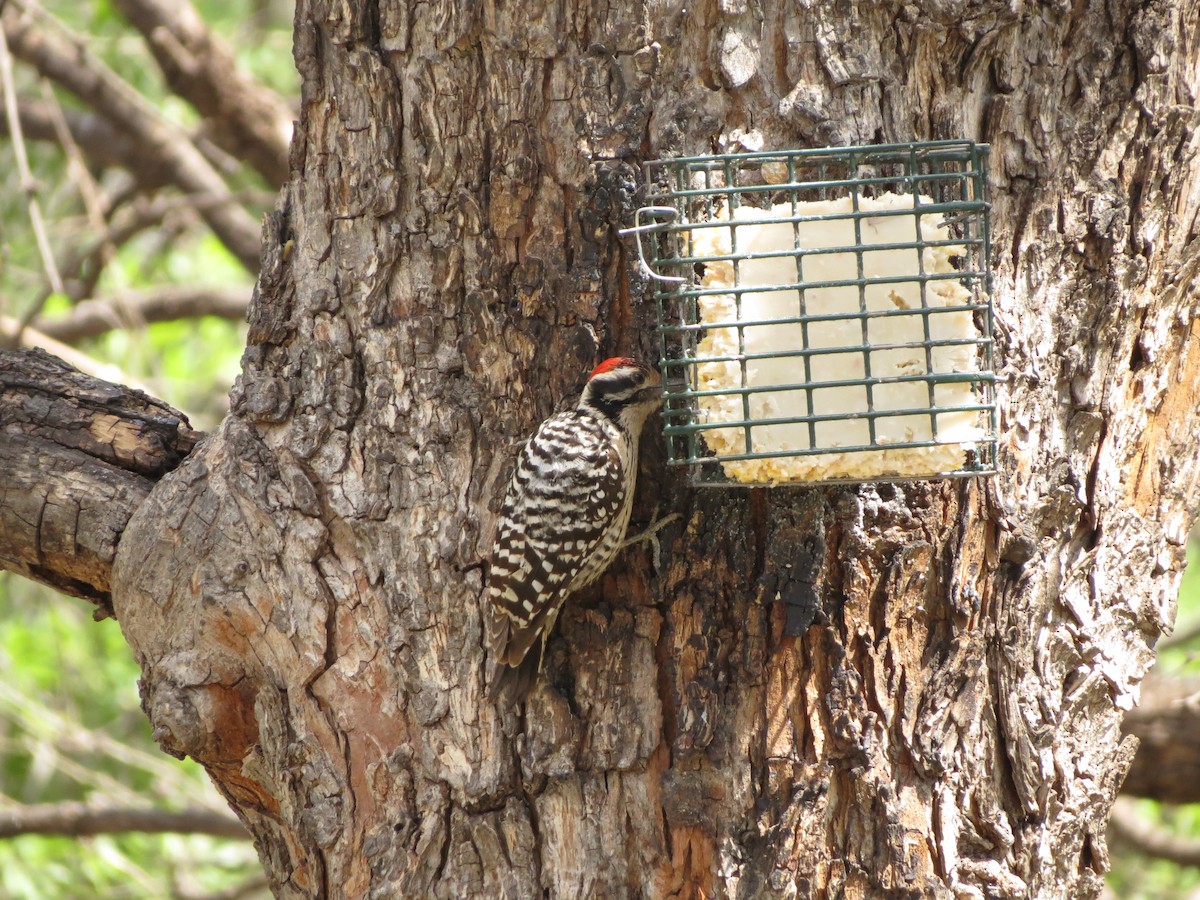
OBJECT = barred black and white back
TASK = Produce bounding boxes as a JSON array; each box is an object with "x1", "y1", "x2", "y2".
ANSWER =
[{"x1": 485, "y1": 358, "x2": 661, "y2": 703}]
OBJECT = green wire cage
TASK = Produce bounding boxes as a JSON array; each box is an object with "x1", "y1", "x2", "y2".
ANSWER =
[{"x1": 624, "y1": 140, "x2": 998, "y2": 487}]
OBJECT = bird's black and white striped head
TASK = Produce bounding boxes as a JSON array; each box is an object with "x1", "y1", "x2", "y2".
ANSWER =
[{"x1": 578, "y1": 357, "x2": 661, "y2": 431}]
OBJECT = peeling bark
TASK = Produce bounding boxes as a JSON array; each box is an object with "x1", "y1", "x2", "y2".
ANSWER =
[{"x1": 20, "y1": 1, "x2": 1200, "y2": 898}]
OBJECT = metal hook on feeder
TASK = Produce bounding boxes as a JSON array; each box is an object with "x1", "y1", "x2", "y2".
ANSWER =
[{"x1": 619, "y1": 206, "x2": 687, "y2": 284}]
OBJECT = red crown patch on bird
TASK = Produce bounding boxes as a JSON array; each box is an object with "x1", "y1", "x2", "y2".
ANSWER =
[{"x1": 589, "y1": 357, "x2": 639, "y2": 379}]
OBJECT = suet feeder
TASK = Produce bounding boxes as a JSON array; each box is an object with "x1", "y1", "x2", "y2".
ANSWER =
[{"x1": 623, "y1": 140, "x2": 998, "y2": 486}]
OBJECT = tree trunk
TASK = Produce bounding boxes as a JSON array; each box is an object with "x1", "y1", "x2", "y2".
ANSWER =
[{"x1": 32, "y1": 1, "x2": 1200, "y2": 898}]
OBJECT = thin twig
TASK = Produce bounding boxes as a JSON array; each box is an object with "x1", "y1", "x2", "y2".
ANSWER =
[
  {"x1": 39, "y1": 77, "x2": 113, "y2": 269},
  {"x1": 2, "y1": 97, "x2": 183, "y2": 192},
  {"x1": 10, "y1": 77, "x2": 119, "y2": 336},
  {"x1": 0, "y1": 23, "x2": 64, "y2": 349},
  {"x1": 40, "y1": 188, "x2": 268, "y2": 308},
  {"x1": 0, "y1": 681, "x2": 210, "y2": 803}
]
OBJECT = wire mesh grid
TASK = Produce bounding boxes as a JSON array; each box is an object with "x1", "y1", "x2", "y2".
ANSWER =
[{"x1": 625, "y1": 140, "x2": 998, "y2": 486}]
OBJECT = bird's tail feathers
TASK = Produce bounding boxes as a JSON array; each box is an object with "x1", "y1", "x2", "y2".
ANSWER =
[{"x1": 487, "y1": 651, "x2": 542, "y2": 706}]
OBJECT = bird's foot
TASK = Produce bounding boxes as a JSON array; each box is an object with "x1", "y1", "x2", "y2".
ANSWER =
[{"x1": 621, "y1": 509, "x2": 681, "y2": 569}]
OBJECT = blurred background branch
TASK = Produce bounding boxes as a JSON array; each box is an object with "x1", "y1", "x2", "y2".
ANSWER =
[
  {"x1": 0, "y1": 801, "x2": 249, "y2": 840},
  {"x1": 1, "y1": 0, "x2": 267, "y2": 272},
  {"x1": 108, "y1": 0, "x2": 292, "y2": 186},
  {"x1": 33, "y1": 285, "x2": 250, "y2": 341}
]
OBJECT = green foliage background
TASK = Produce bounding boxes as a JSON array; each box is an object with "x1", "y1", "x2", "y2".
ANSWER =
[
  {"x1": 0, "y1": 580, "x2": 265, "y2": 898},
  {"x1": 1, "y1": 1, "x2": 294, "y2": 896}
]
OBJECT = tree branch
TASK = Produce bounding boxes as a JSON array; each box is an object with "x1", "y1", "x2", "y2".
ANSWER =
[
  {"x1": 0, "y1": 801, "x2": 248, "y2": 840},
  {"x1": 1156, "y1": 616, "x2": 1200, "y2": 651},
  {"x1": 1120, "y1": 673, "x2": 1200, "y2": 803},
  {"x1": 110, "y1": 0, "x2": 292, "y2": 187},
  {"x1": 1, "y1": 2, "x2": 263, "y2": 272},
  {"x1": 0, "y1": 348, "x2": 200, "y2": 613},
  {"x1": 1108, "y1": 797, "x2": 1200, "y2": 868},
  {"x1": 49, "y1": 191, "x2": 268, "y2": 305},
  {"x1": 34, "y1": 286, "x2": 250, "y2": 343},
  {"x1": 0, "y1": 97, "x2": 179, "y2": 191}
]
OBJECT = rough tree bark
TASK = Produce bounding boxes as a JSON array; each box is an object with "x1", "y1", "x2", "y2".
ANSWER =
[{"x1": 1, "y1": 1, "x2": 1198, "y2": 898}]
